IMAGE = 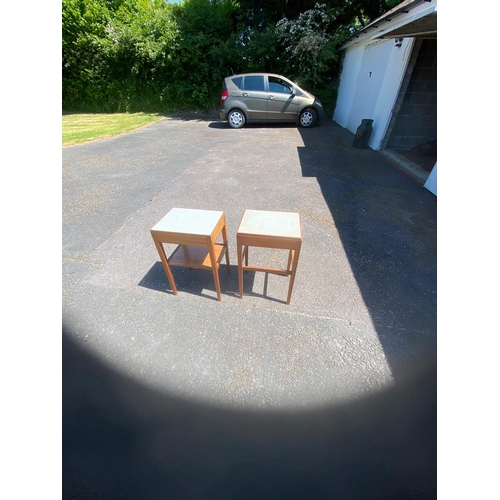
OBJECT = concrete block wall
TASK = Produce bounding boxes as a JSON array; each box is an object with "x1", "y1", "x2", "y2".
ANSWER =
[{"x1": 386, "y1": 39, "x2": 437, "y2": 150}]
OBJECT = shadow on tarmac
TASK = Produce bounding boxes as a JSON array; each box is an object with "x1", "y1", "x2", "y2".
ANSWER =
[
  {"x1": 297, "y1": 120, "x2": 437, "y2": 378},
  {"x1": 139, "y1": 263, "x2": 266, "y2": 302},
  {"x1": 63, "y1": 328, "x2": 436, "y2": 499},
  {"x1": 140, "y1": 262, "x2": 289, "y2": 304}
]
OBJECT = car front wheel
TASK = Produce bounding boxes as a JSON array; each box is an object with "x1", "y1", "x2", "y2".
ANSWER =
[
  {"x1": 228, "y1": 109, "x2": 245, "y2": 129},
  {"x1": 299, "y1": 108, "x2": 317, "y2": 128}
]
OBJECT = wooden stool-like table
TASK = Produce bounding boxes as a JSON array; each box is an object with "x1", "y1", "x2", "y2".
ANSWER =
[
  {"x1": 237, "y1": 209, "x2": 302, "y2": 305},
  {"x1": 150, "y1": 208, "x2": 230, "y2": 301}
]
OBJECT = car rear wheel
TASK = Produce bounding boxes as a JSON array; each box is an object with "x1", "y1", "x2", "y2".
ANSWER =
[
  {"x1": 228, "y1": 109, "x2": 245, "y2": 129},
  {"x1": 299, "y1": 108, "x2": 317, "y2": 128}
]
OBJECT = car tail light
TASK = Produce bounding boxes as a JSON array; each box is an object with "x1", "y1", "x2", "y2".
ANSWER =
[{"x1": 220, "y1": 89, "x2": 228, "y2": 105}]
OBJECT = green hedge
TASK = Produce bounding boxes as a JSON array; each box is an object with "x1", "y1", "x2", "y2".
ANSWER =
[{"x1": 62, "y1": 0, "x2": 402, "y2": 114}]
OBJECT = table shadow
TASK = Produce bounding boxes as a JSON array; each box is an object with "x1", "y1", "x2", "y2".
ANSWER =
[{"x1": 138, "y1": 263, "x2": 254, "y2": 301}]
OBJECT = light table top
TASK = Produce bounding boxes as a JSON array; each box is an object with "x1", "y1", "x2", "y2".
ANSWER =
[
  {"x1": 237, "y1": 209, "x2": 301, "y2": 239},
  {"x1": 151, "y1": 208, "x2": 224, "y2": 236}
]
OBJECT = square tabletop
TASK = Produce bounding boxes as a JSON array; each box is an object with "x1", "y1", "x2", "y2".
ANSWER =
[
  {"x1": 237, "y1": 209, "x2": 301, "y2": 239},
  {"x1": 151, "y1": 208, "x2": 224, "y2": 236}
]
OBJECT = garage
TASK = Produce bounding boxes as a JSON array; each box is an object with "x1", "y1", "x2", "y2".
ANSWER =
[{"x1": 333, "y1": 0, "x2": 437, "y2": 194}]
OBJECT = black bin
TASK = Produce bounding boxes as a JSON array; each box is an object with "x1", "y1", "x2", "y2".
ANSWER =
[{"x1": 352, "y1": 119, "x2": 374, "y2": 149}]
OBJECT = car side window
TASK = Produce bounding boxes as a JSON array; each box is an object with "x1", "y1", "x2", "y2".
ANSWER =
[
  {"x1": 231, "y1": 77, "x2": 243, "y2": 89},
  {"x1": 268, "y1": 77, "x2": 293, "y2": 94},
  {"x1": 243, "y1": 76, "x2": 265, "y2": 92}
]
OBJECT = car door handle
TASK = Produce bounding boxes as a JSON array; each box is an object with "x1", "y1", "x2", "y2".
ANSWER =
[
  {"x1": 269, "y1": 95, "x2": 275, "y2": 100},
  {"x1": 243, "y1": 93, "x2": 249, "y2": 97}
]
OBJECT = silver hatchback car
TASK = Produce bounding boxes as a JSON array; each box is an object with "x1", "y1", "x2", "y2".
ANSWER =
[{"x1": 220, "y1": 73, "x2": 324, "y2": 129}]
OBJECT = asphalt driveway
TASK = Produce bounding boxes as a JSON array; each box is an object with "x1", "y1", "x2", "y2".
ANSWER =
[{"x1": 62, "y1": 116, "x2": 437, "y2": 411}]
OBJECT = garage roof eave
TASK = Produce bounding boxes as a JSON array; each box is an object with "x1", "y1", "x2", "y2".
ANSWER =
[{"x1": 340, "y1": 0, "x2": 437, "y2": 50}]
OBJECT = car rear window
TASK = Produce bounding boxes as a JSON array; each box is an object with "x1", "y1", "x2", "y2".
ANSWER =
[
  {"x1": 243, "y1": 76, "x2": 265, "y2": 92},
  {"x1": 230, "y1": 77, "x2": 243, "y2": 89}
]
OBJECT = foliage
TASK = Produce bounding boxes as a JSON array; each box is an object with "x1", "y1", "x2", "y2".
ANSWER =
[
  {"x1": 62, "y1": 0, "x2": 406, "y2": 113},
  {"x1": 276, "y1": 3, "x2": 350, "y2": 88},
  {"x1": 236, "y1": 0, "x2": 405, "y2": 25},
  {"x1": 224, "y1": 7, "x2": 281, "y2": 76},
  {"x1": 63, "y1": 0, "x2": 180, "y2": 111},
  {"x1": 166, "y1": 0, "x2": 240, "y2": 110}
]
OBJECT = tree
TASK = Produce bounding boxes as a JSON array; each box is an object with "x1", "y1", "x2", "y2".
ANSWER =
[
  {"x1": 236, "y1": 0, "x2": 405, "y2": 25},
  {"x1": 166, "y1": 0, "x2": 240, "y2": 109},
  {"x1": 63, "y1": 0, "x2": 180, "y2": 111},
  {"x1": 62, "y1": 0, "x2": 113, "y2": 108},
  {"x1": 62, "y1": 0, "x2": 406, "y2": 112},
  {"x1": 276, "y1": 3, "x2": 349, "y2": 87}
]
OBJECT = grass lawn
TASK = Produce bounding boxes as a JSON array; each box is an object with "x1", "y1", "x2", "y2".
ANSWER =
[{"x1": 62, "y1": 112, "x2": 164, "y2": 146}]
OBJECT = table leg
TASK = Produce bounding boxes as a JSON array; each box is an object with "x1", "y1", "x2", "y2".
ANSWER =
[
  {"x1": 286, "y1": 242, "x2": 301, "y2": 305},
  {"x1": 237, "y1": 237, "x2": 244, "y2": 299},
  {"x1": 244, "y1": 245, "x2": 249, "y2": 267},
  {"x1": 153, "y1": 238, "x2": 178, "y2": 295},
  {"x1": 208, "y1": 239, "x2": 222, "y2": 301},
  {"x1": 222, "y1": 223, "x2": 231, "y2": 274},
  {"x1": 287, "y1": 249, "x2": 293, "y2": 274}
]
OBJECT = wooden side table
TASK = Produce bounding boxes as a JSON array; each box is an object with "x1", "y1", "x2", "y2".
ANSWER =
[
  {"x1": 150, "y1": 208, "x2": 230, "y2": 301},
  {"x1": 236, "y1": 209, "x2": 302, "y2": 305}
]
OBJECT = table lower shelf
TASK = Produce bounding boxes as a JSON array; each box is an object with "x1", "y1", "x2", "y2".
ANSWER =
[{"x1": 168, "y1": 244, "x2": 226, "y2": 270}]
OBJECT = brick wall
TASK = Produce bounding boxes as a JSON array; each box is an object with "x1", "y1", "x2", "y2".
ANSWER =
[{"x1": 386, "y1": 39, "x2": 437, "y2": 150}]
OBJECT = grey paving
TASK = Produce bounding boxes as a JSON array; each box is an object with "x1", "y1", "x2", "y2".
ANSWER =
[{"x1": 62, "y1": 116, "x2": 437, "y2": 411}]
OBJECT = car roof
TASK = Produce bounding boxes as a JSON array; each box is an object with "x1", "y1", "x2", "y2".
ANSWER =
[{"x1": 226, "y1": 73, "x2": 287, "y2": 79}]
